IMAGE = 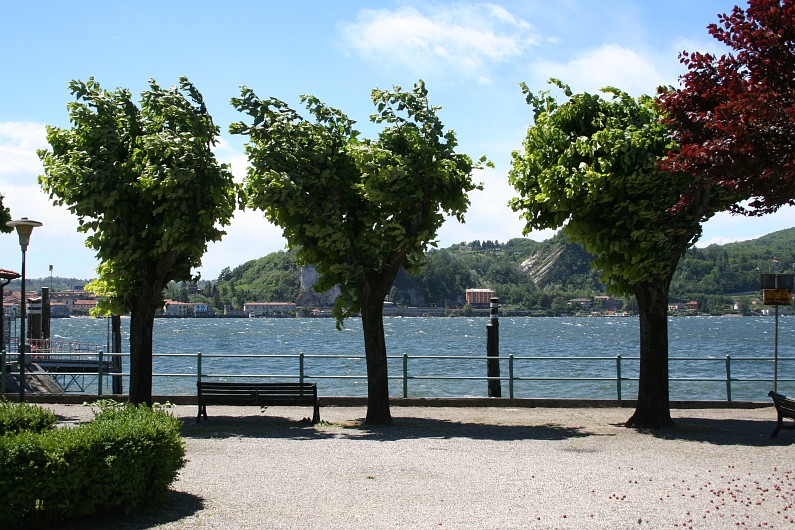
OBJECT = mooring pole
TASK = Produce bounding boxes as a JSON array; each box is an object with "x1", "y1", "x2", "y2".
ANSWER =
[
  {"x1": 111, "y1": 315, "x2": 123, "y2": 394},
  {"x1": 41, "y1": 287, "x2": 50, "y2": 345},
  {"x1": 486, "y1": 297, "x2": 501, "y2": 397}
]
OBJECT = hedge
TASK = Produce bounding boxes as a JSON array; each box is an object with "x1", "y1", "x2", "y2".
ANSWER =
[
  {"x1": 0, "y1": 400, "x2": 57, "y2": 435},
  {"x1": 0, "y1": 401, "x2": 186, "y2": 528}
]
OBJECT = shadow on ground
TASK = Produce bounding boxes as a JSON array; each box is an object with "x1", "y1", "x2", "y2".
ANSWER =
[
  {"x1": 49, "y1": 490, "x2": 204, "y2": 530},
  {"x1": 180, "y1": 413, "x2": 601, "y2": 442},
  {"x1": 636, "y1": 416, "x2": 790, "y2": 446}
]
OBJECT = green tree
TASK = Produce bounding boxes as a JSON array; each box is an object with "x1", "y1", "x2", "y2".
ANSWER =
[
  {"x1": 550, "y1": 295, "x2": 569, "y2": 315},
  {"x1": 231, "y1": 80, "x2": 484, "y2": 424},
  {"x1": 0, "y1": 194, "x2": 11, "y2": 233},
  {"x1": 38, "y1": 77, "x2": 237, "y2": 405},
  {"x1": 509, "y1": 80, "x2": 733, "y2": 428}
]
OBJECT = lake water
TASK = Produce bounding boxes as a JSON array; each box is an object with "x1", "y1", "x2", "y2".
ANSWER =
[{"x1": 47, "y1": 315, "x2": 795, "y2": 401}]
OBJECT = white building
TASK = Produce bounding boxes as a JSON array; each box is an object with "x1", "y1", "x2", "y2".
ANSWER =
[{"x1": 163, "y1": 301, "x2": 193, "y2": 316}]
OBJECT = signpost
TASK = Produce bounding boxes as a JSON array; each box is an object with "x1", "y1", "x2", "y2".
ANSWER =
[{"x1": 761, "y1": 269, "x2": 793, "y2": 392}]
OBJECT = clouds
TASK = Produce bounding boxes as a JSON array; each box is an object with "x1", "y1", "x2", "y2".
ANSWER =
[
  {"x1": 337, "y1": 2, "x2": 714, "y2": 98},
  {"x1": 0, "y1": 121, "x2": 96, "y2": 278},
  {"x1": 531, "y1": 44, "x2": 667, "y2": 97},
  {"x1": 338, "y1": 3, "x2": 539, "y2": 83},
  {"x1": 0, "y1": 122, "x2": 47, "y2": 175},
  {"x1": 0, "y1": 120, "x2": 289, "y2": 281}
]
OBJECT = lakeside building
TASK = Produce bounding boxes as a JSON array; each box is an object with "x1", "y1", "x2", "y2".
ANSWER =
[
  {"x1": 163, "y1": 301, "x2": 193, "y2": 316},
  {"x1": 569, "y1": 298, "x2": 593, "y2": 308},
  {"x1": 2, "y1": 302, "x2": 18, "y2": 318},
  {"x1": 50, "y1": 302, "x2": 70, "y2": 318},
  {"x1": 465, "y1": 288, "x2": 496, "y2": 307},
  {"x1": 72, "y1": 299, "x2": 98, "y2": 315}
]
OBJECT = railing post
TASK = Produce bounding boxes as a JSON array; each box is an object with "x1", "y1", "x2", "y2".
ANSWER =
[
  {"x1": 403, "y1": 353, "x2": 408, "y2": 398},
  {"x1": 197, "y1": 352, "x2": 202, "y2": 385},
  {"x1": 616, "y1": 354, "x2": 622, "y2": 401},
  {"x1": 97, "y1": 350, "x2": 103, "y2": 396},
  {"x1": 1, "y1": 350, "x2": 5, "y2": 395},
  {"x1": 726, "y1": 354, "x2": 732, "y2": 402},
  {"x1": 509, "y1": 354, "x2": 514, "y2": 399},
  {"x1": 299, "y1": 352, "x2": 304, "y2": 385}
]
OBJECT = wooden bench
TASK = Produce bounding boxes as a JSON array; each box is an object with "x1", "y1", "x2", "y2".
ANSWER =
[
  {"x1": 197, "y1": 381, "x2": 320, "y2": 424},
  {"x1": 768, "y1": 391, "x2": 795, "y2": 438}
]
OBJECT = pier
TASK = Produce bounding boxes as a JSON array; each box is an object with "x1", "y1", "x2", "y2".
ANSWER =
[{"x1": 1, "y1": 341, "x2": 115, "y2": 395}]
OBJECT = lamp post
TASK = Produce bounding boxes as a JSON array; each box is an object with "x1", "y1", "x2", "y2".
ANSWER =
[{"x1": 6, "y1": 218, "x2": 42, "y2": 401}]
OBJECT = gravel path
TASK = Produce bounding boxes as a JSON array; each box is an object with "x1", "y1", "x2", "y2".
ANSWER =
[{"x1": 45, "y1": 403, "x2": 792, "y2": 529}]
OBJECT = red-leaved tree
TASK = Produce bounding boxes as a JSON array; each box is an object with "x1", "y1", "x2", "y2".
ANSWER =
[{"x1": 660, "y1": 0, "x2": 795, "y2": 215}]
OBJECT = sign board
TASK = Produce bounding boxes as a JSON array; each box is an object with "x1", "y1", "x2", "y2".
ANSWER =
[
  {"x1": 761, "y1": 274, "x2": 794, "y2": 290},
  {"x1": 764, "y1": 289, "x2": 792, "y2": 305}
]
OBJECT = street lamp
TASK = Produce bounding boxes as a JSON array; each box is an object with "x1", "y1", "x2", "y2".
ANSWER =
[{"x1": 6, "y1": 217, "x2": 42, "y2": 401}]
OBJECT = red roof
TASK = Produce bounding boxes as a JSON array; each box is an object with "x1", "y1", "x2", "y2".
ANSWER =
[{"x1": 0, "y1": 268, "x2": 20, "y2": 280}]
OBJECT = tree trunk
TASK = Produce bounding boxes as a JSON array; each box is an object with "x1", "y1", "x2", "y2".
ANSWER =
[
  {"x1": 626, "y1": 280, "x2": 675, "y2": 429},
  {"x1": 128, "y1": 284, "x2": 164, "y2": 406},
  {"x1": 359, "y1": 280, "x2": 393, "y2": 425},
  {"x1": 128, "y1": 305, "x2": 155, "y2": 405}
]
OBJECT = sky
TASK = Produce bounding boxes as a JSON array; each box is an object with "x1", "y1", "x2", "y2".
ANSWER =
[{"x1": 1, "y1": 0, "x2": 792, "y2": 281}]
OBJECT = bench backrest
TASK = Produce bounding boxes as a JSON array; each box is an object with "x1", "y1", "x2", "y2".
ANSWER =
[
  {"x1": 198, "y1": 381, "x2": 317, "y2": 404},
  {"x1": 769, "y1": 391, "x2": 795, "y2": 416}
]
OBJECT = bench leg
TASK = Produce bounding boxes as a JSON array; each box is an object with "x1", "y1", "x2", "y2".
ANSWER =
[
  {"x1": 312, "y1": 399, "x2": 320, "y2": 424},
  {"x1": 197, "y1": 403, "x2": 207, "y2": 423},
  {"x1": 771, "y1": 419, "x2": 781, "y2": 438}
]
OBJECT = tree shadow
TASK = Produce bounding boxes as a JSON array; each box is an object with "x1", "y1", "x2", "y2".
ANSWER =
[
  {"x1": 181, "y1": 413, "x2": 602, "y2": 442},
  {"x1": 47, "y1": 490, "x2": 204, "y2": 530},
  {"x1": 632, "y1": 417, "x2": 789, "y2": 447}
]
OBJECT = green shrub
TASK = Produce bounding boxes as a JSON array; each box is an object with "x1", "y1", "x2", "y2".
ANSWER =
[
  {"x1": 0, "y1": 400, "x2": 57, "y2": 435},
  {"x1": 0, "y1": 402, "x2": 186, "y2": 528}
]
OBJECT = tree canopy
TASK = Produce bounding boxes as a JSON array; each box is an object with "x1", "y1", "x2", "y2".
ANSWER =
[
  {"x1": 509, "y1": 79, "x2": 733, "y2": 428},
  {"x1": 39, "y1": 77, "x2": 237, "y2": 404},
  {"x1": 660, "y1": 0, "x2": 795, "y2": 215},
  {"x1": 509, "y1": 80, "x2": 720, "y2": 297},
  {"x1": 231, "y1": 80, "x2": 484, "y2": 423},
  {"x1": 0, "y1": 194, "x2": 11, "y2": 234}
]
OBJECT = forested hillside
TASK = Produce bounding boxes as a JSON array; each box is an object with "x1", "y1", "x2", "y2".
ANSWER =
[{"x1": 198, "y1": 228, "x2": 795, "y2": 311}]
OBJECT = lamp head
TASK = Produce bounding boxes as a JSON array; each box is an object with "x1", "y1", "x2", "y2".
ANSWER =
[{"x1": 6, "y1": 218, "x2": 43, "y2": 251}]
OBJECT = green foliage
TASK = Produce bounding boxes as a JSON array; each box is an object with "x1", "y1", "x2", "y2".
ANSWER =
[
  {"x1": 0, "y1": 402, "x2": 185, "y2": 528},
  {"x1": 671, "y1": 228, "x2": 795, "y2": 299},
  {"x1": 0, "y1": 401, "x2": 57, "y2": 436},
  {"x1": 38, "y1": 76, "x2": 238, "y2": 316},
  {"x1": 231, "y1": 80, "x2": 484, "y2": 326},
  {"x1": 509, "y1": 79, "x2": 731, "y2": 296},
  {"x1": 0, "y1": 193, "x2": 12, "y2": 234},
  {"x1": 214, "y1": 250, "x2": 300, "y2": 308}
]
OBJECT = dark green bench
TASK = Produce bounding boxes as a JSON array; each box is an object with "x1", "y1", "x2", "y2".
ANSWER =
[
  {"x1": 768, "y1": 391, "x2": 795, "y2": 438},
  {"x1": 197, "y1": 381, "x2": 320, "y2": 424}
]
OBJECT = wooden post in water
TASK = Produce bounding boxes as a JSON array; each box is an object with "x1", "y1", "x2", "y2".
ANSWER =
[
  {"x1": 487, "y1": 297, "x2": 501, "y2": 397},
  {"x1": 111, "y1": 315, "x2": 123, "y2": 394},
  {"x1": 41, "y1": 287, "x2": 50, "y2": 344},
  {"x1": 28, "y1": 297, "x2": 42, "y2": 346}
]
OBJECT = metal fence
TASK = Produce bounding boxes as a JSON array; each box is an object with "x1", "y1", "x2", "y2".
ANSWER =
[{"x1": 2, "y1": 350, "x2": 793, "y2": 401}]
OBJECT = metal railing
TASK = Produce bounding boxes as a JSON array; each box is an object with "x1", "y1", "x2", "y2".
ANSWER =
[{"x1": 3, "y1": 351, "x2": 793, "y2": 401}]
